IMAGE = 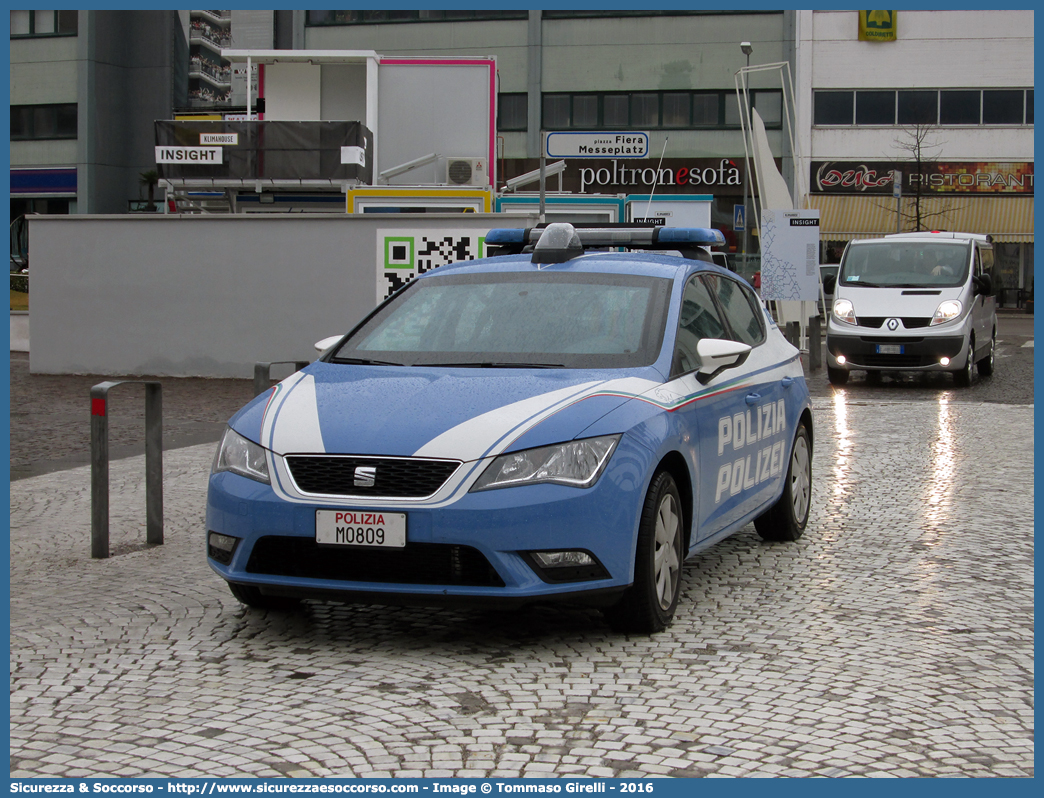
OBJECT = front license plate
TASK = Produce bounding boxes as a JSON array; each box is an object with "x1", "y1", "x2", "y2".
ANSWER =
[
  {"x1": 315, "y1": 510, "x2": 406, "y2": 548},
  {"x1": 876, "y1": 344, "x2": 904, "y2": 355}
]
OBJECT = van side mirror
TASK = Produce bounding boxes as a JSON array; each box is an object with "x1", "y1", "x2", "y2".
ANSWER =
[
  {"x1": 822, "y1": 273, "x2": 837, "y2": 293},
  {"x1": 976, "y1": 273, "x2": 994, "y2": 296}
]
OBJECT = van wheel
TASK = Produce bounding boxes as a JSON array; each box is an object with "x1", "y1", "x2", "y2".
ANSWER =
[
  {"x1": 228, "y1": 582, "x2": 301, "y2": 610},
  {"x1": 954, "y1": 341, "x2": 975, "y2": 387},
  {"x1": 977, "y1": 330, "x2": 996, "y2": 376},
  {"x1": 754, "y1": 424, "x2": 812, "y2": 542},
  {"x1": 603, "y1": 471, "x2": 684, "y2": 634},
  {"x1": 827, "y1": 366, "x2": 849, "y2": 386}
]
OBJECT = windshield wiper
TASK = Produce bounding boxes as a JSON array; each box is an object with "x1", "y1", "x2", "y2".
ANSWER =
[
  {"x1": 333, "y1": 356, "x2": 407, "y2": 366},
  {"x1": 841, "y1": 280, "x2": 880, "y2": 287},
  {"x1": 419, "y1": 361, "x2": 566, "y2": 369}
]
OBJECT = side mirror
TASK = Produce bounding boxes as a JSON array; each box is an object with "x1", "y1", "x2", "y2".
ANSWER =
[
  {"x1": 314, "y1": 335, "x2": 343, "y2": 353},
  {"x1": 822, "y1": 273, "x2": 837, "y2": 293},
  {"x1": 696, "y1": 338, "x2": 752, "y2": 385},
  {"x1": 976, "y1": 273, "x2": 994, "y2": 296}
]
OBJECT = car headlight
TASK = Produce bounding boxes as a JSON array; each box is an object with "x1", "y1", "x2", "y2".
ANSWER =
[
  {"x1": 832, "y1": 298, "x2": 857, "y2": 325},
  {"x1": 212, "y1": 428, "x2": 270, "y2": 484},
  {"x1": 931, "y1": 300, "x2": 963, "y2": 326},
  {"x1": 470, "y1": 435, "x2": 621, "y2": 492}
]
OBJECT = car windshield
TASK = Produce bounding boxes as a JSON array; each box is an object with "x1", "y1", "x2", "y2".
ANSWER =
[
  {"x1": 331, "y1": 270, "x2": 671, "y2": 369},
  {"x1": 838, "y1": 241, "x2": 970, "y2": 288}
]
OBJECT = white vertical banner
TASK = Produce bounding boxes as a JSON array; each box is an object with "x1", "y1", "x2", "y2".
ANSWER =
[{"x1": 759, "y1": 209, "x2": 821, "y2": 301}]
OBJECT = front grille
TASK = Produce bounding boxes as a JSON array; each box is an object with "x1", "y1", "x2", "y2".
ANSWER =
[
  {"x1": 858, "y1": 318, "x2": 932, "y2": 330},
  {"x1": 859, "y1": 336, "x2": 925, "y2": 344},
  {"x1": 285, "y1": 455, "x2": 460, "y2": 498},
  {"x1": 246, "y1": 536, "x2": 505, "y2": 587}
]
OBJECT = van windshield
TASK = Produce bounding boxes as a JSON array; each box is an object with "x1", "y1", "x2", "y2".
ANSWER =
[{"x1": 838, "y1": 241, "x2": 970, "y2": 288}]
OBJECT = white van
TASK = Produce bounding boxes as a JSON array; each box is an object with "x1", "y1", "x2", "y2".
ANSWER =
[{"x1": 824, "y1": 232, "x2": 997, "y2": 387}]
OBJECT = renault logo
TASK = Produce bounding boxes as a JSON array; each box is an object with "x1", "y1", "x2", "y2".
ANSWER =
[
  {"x1": 354, "y1": 466, "x2": 376, "y2": 488},
  {"x1": 886, "y1": 318, "x2": 900, "y2": 331}
]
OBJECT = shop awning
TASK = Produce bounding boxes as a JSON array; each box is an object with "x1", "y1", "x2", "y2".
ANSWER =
[{"x1": 808, "y1": 194, "x2": 1034, "y2": 243}]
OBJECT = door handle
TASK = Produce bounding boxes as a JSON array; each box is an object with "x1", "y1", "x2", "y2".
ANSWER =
[
  {"x1": 781, "y1": 377, "x2": 794, "y2": 388},
  {"x1": 745, "y1": 393, "x2": 761, "y2": 405}
]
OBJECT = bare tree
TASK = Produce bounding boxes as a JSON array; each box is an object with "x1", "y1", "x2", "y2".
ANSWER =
[{"x1": 892, "y1": 124, "x2": 954, "y2": 231}]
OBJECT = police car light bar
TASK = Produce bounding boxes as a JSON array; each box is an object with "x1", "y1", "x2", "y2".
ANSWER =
[{"x1": 486, "y1": 224, "x2": 726, "y2": 261}]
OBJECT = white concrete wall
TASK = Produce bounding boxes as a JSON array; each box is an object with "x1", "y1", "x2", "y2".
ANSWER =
[
  {"x1": 26, "y1": 213, "x2": 538, "y2": 377},
  {"x1": 809, "y1": 10, "x2": 1034, "y2": 89}
]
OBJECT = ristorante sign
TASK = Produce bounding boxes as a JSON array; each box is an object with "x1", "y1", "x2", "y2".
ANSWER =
[
  {"x1": 500, "y1": 158, "x2": 749, "y2": 196},
  {"x1": 812, "y1": 161, "x2": 1034, "y2": 195}
]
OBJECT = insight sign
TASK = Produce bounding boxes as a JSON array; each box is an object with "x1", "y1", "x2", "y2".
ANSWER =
[
  {"x1": 155, "y1": 146, "x2": 223, "y2": 164},
  {"x1": 545, "y1": 131, "x2": 648, "y2": 159}
]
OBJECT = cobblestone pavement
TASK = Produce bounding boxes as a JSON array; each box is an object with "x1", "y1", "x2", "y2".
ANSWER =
[{"x1": 9, "y1": 398, "x2": 1034, "y2": 778}]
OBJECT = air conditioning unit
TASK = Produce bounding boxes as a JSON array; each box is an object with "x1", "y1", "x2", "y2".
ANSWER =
[{"x1": 443, "y1": 157, "x2": 487, "y2": 186}]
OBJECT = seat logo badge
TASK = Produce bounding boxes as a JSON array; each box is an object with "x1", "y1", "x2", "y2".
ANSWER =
[
  {"x1": 354, "y1": 466, "x2": 377, "y2": 488},
  {"x1": 887, "y1": 318, "x2": 900, "y2": 331}
]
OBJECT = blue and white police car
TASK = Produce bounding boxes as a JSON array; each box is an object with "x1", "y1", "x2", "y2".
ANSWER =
[{"x1": 206, "y1": 224, "x2": 814, "y2": 633}]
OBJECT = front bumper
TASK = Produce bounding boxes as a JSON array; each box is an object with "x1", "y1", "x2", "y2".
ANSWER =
[
  {"x1": 826, "y1": 323, "x2": 968, "y2": 372},
  {"x1": 205, "y1": 447, "x2": 651, "y2": 607}
]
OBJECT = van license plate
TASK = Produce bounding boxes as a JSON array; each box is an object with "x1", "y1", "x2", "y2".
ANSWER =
[{"x1": 876, "y1": 344, "x2": 903, "y2": 355}]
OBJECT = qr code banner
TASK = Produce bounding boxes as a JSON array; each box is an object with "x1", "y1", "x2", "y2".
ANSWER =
[{"x1": 377, "y1": 229, "x2": 486, "y2": 303}]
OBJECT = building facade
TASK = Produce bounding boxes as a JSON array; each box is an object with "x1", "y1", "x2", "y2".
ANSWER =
[
  {"x1": 795, "y1": 9, "x2": 1034, "y2": 304},
  {"x1": 10, "y1": 9, "x2": 1033, "y2": 300}
]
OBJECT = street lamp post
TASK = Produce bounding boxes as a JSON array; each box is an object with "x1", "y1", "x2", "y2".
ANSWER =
[{"x1": 740, "y1": 42, "x2": 753, "y2": 280}]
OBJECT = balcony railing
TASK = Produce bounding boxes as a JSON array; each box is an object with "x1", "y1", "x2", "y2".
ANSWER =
[{"x1": 155, "y1": 120, "x2": 373, "y2": 185}]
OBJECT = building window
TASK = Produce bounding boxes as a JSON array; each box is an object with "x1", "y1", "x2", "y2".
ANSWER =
[
  {"x1": 10, "y1": 10, "x2": 77, "y2": 37},
  {"x1": 897, "y1": 90, "x2": 937, "y2": 125},
  {"x1": 662, "y1": 93, "x2": 691, "y2": 128},
  {"x1": 855, "y1": 90, "x2": 895, "y2": 125},
  {"x1": 572, "y1": 95, "x2": 599, "y2": 127},
  {"x1": 940, "y1": 90, "x2": 980, "y2": 125},
  {"x1": 10, "y1": 104, "x2": 77, "y2": 140},
  {"x1": 752, "y1": 90, "x2": 782, "y2": 127},
  {"x1": 539, "y1": 90, "x2": 780, "y2": 130},
  {"x1": 982, "y1": 90, "x2": 1024, "y2": 125},
  {"x1": 816, "y1": 89, "x2": 1032, "y2": 127},
  {"x1": 497, "y1": 93, "x2": 528, "y2": 131},
  {"x1": 692, "y1": 93, "x2": 721, "y2": 127},
  {"x1": 305, "y1": 10, "x2": 528, "y2": 25},
  {"x1": 602, "y1": 95, "x2": 629, "y2": 127},
  {"x1": 542, "y1": 94, "x2": 571, "y2": 129},
  {"x1": 814, "y1": 91, "x2": 854, "y2": 125}
]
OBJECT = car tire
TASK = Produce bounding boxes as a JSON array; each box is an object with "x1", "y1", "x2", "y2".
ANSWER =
[
  {"x1": 827, "y1": 366, "x2": 849, "y2": 386},
  {"x1": 954, "y1": 341, "x2": 975, "y2": 387},
  {"x1": 603, "y1": 471, "x2": 684, "y2": 634},
  {"x1": 228, "y1": 582, "x2": 301, "y2": 610},
  {"x1": 977, "y1": 329, "x2": 996, "y2": 376},
  {"x1": 754, "y1": 424, "x2": 812, "y2": 543}
]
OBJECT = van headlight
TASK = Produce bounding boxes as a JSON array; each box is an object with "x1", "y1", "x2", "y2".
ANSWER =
[
  {"x1": 931, "y1": 300, "x2": 963, "y2": 326},
  {"x1": 832, "y1": 298, "x2": 857, "y2": 325},
  {"x1": 471, "y1": 435, "x2": 620, "y2": 491},
  {"x1": 212, "y1": 428, "x2": 271, "y2": 484}
]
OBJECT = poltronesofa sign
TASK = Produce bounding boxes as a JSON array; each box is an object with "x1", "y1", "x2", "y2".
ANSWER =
[{"x1": 501, "y1": 158, "x2": 747, "y2": 196}]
